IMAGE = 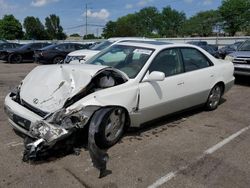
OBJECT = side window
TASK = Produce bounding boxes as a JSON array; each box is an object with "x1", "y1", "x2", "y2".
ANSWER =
[
  {"x1": 31, "y1": 43, "x2": 42, "y2": 49},
  {"x1": 181, "y1": 48, "x2": 211, "y2": 72},
  {"x1": 56, "y1": 44, "x2": 66, "y2": 50},
  {"x1": 148, "y1": 48, "x2": 184, "y2": 77}
]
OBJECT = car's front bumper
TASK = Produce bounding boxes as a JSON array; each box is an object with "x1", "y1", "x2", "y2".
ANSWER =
[
  {"x1": 234, "y1": 63, "x2": 250, "y2": 76},
  {"x1": 4, "y1": 93, "x2": 43, "y2": 137}
]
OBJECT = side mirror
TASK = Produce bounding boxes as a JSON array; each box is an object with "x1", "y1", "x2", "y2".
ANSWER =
[{"x1": 143, "y1": 71, "x2": 165, "y2": 82}]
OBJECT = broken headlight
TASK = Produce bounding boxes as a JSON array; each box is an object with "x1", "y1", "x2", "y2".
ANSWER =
[
  {"x1": 47, "y1": 105, "x2": 100, "y2": 129},
  {"x1": 30, "y1": 121, "x2": 68, "y2": 143}
]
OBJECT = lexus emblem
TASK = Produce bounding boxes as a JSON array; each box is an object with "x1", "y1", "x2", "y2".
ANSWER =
[{"x1": 33, "y1": 98, "x2": 39, "y2": 104}]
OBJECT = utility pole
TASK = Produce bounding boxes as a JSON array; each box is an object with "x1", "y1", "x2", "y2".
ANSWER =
[{"x1": 85, "y1": 3, "x2": 88, "y2": 37}]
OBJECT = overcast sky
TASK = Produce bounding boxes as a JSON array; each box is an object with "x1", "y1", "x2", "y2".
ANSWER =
[{"x1": 0, "y1": 0, "x2": 222, "y2": 36}]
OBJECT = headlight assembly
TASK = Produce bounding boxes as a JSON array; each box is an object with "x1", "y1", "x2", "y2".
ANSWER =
[
  {"x1": 46, "y1": 106, "x2": 100, "y2": 129},
  {"x1": 225, "y1": 55, "x2": 234, "y2": 62}
]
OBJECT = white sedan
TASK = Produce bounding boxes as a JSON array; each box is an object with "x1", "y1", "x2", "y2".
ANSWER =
[{"x1": 4, "y1": 41, "x2": 234, "y2": 150}]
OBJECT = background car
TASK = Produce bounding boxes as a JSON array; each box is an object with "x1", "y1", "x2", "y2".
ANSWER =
[
  {"x1": 200, "y1": 45, "x2": 220, "y2": 58},
  {"x1": 0, "y1": 39, "x2": 8, "y2": 43},
  {"x1": 187, "y1": 40, "x2": 219, "y2": 55},
  {"x1": 0, "y1": 43, "x2": 23, "y2": 61},
  {"x1": 34, "y1": 43, "x2": 89, "y2": 64},
  {"x1": 218, "y1": 41, "x2": 243, "y2": 59},
  {"x1": 225, "y1": 40, "x2": 250, "y2": 76},
  {"x1": 64, "y1": 37, "x2": 155, "y2": 64},
  {"x1": 7, "y1": 42, "x2": 51, "y2": 63}
]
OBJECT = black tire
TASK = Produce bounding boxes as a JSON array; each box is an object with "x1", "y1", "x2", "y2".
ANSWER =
[
  {"x1": 8, "y1": 54, "x2": 22, "y2": 64},
  {"x1": 53, "y1": 56, "x2": 64, "y2": 64},
  {"x1": 205, "y1": 84, "x2": 223, "y2": 111},
  {"x1": 95, "y1": 107, "x2": 126, "y2": 149}
]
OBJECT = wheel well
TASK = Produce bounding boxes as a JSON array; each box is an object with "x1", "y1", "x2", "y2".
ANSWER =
[
  {"x1": 215, "y1": 81, "x2": 225, "y2": 94},
  {"x1": 53, "y1": 56, "x2": 64, "y2": 63}
]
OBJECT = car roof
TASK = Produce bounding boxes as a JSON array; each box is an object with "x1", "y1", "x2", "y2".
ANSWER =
[
  {"x1": 108, "y1": 37, "x2": 155, "y2": 42},
  {"x1": 114, "y1": 41, "x2": 197, "y2": 50}
]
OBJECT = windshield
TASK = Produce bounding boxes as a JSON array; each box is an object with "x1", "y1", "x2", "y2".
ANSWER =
[
  {"x1": 87, "y1": 45, "x2": 153, "y2": 78},
  {"x1": 90, "y1": 40, "x2": 113, "y2": 51},
  {"x1": 238, "y1": 40, "x2": 250, "y2": 51}
]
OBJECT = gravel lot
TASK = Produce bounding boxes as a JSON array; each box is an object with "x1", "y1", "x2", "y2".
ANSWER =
[{"x1": 0, "y1": 61, "x2": 250, "y2": 188}]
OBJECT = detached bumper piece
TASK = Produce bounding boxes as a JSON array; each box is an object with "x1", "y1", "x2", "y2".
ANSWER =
[{"x1": 22, "y1": 120, "x2": 73, "y2": 162}]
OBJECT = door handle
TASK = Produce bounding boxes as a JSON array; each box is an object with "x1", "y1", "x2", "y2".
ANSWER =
[{"x1": 177, "y1": 82, "x2": 184, "y2": 86}]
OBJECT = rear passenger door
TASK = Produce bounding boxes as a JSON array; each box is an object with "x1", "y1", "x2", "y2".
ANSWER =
[{"x1": 179, "y1": 47, "x2": 216, "y2": 106}]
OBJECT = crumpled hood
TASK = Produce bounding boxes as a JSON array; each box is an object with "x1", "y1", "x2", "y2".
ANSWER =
[
  {"x1": 20, "y1": 64, "x2": 109, "y2": 113},
  {"x1": 229, "y1": 51, "x2": 250, "y2": 57},
  {"x1": 68, "y1": 49, "x2": 100, "y2": 64}
]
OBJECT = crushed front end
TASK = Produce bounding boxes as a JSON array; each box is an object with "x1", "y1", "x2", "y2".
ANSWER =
[{"x1": 4, "y1": 89, "x2": 100, "y2": 160}]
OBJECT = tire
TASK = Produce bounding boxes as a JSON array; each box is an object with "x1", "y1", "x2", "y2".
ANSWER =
[
  {"x1": 53, "y1": 56, "x2": 64, "y2": 64},
  {"x1": 205, "y1": 84, "x2": 223, "y2": 111},
  {"x1": 95, "y1": 107, "x2": 126, "y2": 149},
  {"x1": 9, "y1": 54, "x2": 22, "y2": 64}
]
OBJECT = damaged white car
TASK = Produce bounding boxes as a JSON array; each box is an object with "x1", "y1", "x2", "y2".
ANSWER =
[{"x1": 4, "y1": 41, "x2": 235, "y2": 155}]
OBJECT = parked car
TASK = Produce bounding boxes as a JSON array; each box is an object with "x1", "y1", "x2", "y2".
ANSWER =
[
  {"x1": 4, "y1": 41, "x2": 234, "y2": 155},
  {"x1": 7, "y1": 43, "x2": 50, "y2": 63},
  {"x1": 187, "y1": 41, "x2": 218, "y2": 54},
  {"x1": 64, "y1": 37, "x2": 155, "y2": 64},
  {"x1": 0, "y1": 39, "x2": 8, "y2": 43},
  {"x1": 218, "y1": 41, "x2": 244, "y2": 59},
  {"x1": 0, "y1": 43, "x2": 23, "y2": 61},
  {"x1": 225, "y1": 40, "x2": 250, "y2": 76},
  {"x1": 200, "y1": 45, "x2": 220, "y2": 58},
  {"x1": 34, "y1": 43, "x2": 89, "y2": 64}
]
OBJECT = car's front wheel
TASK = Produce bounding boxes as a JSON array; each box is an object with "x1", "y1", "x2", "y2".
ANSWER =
[
  {"x1": 205, "y1": 84, "x2": 223, "y2": 110},
  {"x1": 95, "y1": 107, "x2": 126, "y2": 149}
]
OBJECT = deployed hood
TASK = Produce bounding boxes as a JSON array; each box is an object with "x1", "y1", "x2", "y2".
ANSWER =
[
  {"x1": 20, "y1": 64, "x2": 128, "y2": 113},
  {"x1": 230, "y1": 51, "x2": 250, "y2": 57}
]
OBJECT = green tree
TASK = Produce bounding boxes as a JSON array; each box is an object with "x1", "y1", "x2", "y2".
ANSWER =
[
  {"x1": 115, "y1": 14, "x2": 138, "y2": 37},
  {"x1": 102, "y1": 21, "x2": 117, "y2": 38},
  {"x1": 219, "y1": 0, "x2": 250, "y2": 36},
  {"x1": 0, "y1": 15, "x2": 23, "y2": 39},
  {"x1": 182, "y1": 10, "x2": 219, "y2": 36},
  {"x1": 136, "y1": 7, "x2": 161, "y2": 36},
  {"x1": 45, "y1": 14, "x2": 66, "y2": 40},
  {"x1": 70, "y1": 33, "x2": 80, "y2": 37},
  {"x1": 83, "y1": 34, "x2": 96, "y2": 39},
  {"x1": 159, "y1": 6, "x2": 186, "y2": 37},
  {"x1": 23, "y1": 16, "x2": 47, "y2": 39}
]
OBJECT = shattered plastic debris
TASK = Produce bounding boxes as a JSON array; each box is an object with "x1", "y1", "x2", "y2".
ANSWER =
[{"x1": 88, "y1": 108, "x2": 113, "y2": 178}]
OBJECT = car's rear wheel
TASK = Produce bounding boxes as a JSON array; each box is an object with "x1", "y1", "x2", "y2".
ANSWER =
[
  {"x1": 205, "y1": 84, "x2": 223, "y2": 110},
  {"x1": 53, "y1": 56, "x2": 64, "y2": 64},
  {"x1": 95, "y1": 107, "x2": 126, "y2": 149},
  {"x1": 9, "y1": 54, "x2": 22, "y2": 63}
]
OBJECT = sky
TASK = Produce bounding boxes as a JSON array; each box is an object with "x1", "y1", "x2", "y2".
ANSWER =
[{"x1": 0, "y1": 0, "x2": 222, "y2": 36}]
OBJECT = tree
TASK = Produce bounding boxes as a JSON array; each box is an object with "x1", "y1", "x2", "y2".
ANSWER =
[
  {"x1": 23, "y1": 16, "x2": 47, "y2": 39},
  {"x1": 159, "y1": 6, "x2": 186, "y2": 37},
  {"x1": 102, "y1": 21, "x2": 118, "y2": 38},
  {"x1": 136, "y1": 7, "x2": 161, "y2": 36},
  {"x1": 83, "y1": 34, "x2": 96, "y2": 39},
  {"x1": 70, "y1": 33, "x2": 80, "y2": 37},
  {"x1": 0, "y1": 15, "x2": 23, "y2": 39},
  {"x1": 45, "y1": 14, "x2": 66, "y2": 40},
  {"x1": 181, "y1": 10, "x2": 219, "y2": 36},
  {"x1": 219, "y1": 0, "x2": 250, "y2": 36}
]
